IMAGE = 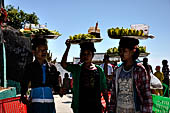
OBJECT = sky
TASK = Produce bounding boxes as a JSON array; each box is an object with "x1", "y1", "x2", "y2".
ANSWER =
[{"x1": 5, "y1": 0, "x2": 170, "y2": 72}]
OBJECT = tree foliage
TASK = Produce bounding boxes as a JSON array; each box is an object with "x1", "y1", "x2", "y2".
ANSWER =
[{"x1": 5, "y1": 5, "x2": 39, "y2": 29}]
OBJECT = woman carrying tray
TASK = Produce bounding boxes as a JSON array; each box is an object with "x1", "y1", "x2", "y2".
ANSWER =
[
  {"x1": 61, "y1": 39, "x2": 108, "y2": 113},
  {"x1": 108, "y1": 38, "x2": 153, "y2": 113}
]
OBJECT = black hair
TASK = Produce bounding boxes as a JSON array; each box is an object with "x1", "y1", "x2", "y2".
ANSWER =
[
  {"x1": 143, "y1": 57, "x2": 148, "y2": 63},
  {"x1": 118, "y1": 37, "x2": 140, "y2": 60},
  {"x1": 31, "y1": 38, "x2": 47, "y2": 51},
  {"x1": 80, "y1": 42, "x2": 96, "y2": 56},
  {"x1": 64, "y1": 73, "x2": 69, "y2": 78},
  {"x1": 162, "y1": 60, "x2": 168, "y2": 66}
]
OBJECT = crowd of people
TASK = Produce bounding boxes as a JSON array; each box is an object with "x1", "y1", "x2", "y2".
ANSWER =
[{"x1": 20, "y1": 37, "x2": 170, "y2": 113}]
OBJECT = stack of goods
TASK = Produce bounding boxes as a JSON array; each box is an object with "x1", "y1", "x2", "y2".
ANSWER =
[
  {"x1": 88, "y1": 26, "x2": 101, "y2": 38},
  {"x1": 107, "y1": 26, "x2": 154, "y2": 39},
  {"x1": 108, "y1": 27, "x2": 145, "y2": 37},
  {"x1": 19, "y1": 24, "x2": 61, "y2": 39},
  {"x1": 138, "y1": 46, "x2": 147, "y2": 53},
  {"x1": 106, "y1": 46, "x2": 149, "y2": 57},
  {"x1": 69, "y1": 22, "x2": 102, "y2": 44},
  {"x1": 69, "y1": 34, "x2": 97, "y2": 40},
  {"x1": 31, "y1": 28, "x2": 61, "y2": 36},
  {"x1": 107, "y1": 47, "x2": 119, "y2": 56},
  {"x1": 138, "y1": 46, "x2": 150, "y2": 57}
]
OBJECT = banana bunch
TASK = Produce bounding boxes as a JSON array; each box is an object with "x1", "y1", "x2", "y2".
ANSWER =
[
  {"x1": 108, "y1": 27, "x2": 145, "y2": 37},
  {"x1": 19, "y1": 28, "x2": 61, "y2": 37},
  {"x1": 107, "y1": 47, "x2": 119, "y2": 54},
  {"x1": 49, "y1": 30, "x2": 61, "y2": 36},
  {"x1": 69, "y1": 34, "x2": 96, "y2": 40},
  {"x1": 31, "y1": 28, "x2": 50, "y2": 35},
  {"x1": 31, "y1": 28, "x2": 61, "y2": 36},
  {"x1": 139, "y1": 46, "x2": 146, "y2": 53},
  {"x1": 107, "y1": 46, "x2": 147, "y2": 54}
]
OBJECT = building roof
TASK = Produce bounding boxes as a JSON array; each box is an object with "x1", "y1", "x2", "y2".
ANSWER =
[
  {"x1": 73, "y1": 52, "x2": 149, "y2": 64},
  {"x1": 73, "y1": 53, "x2": 120, "y2": 64}
]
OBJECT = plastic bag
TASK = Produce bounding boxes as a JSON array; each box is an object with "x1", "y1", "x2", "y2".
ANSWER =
[{"x1": 150, "y1": 74, "x2": 162, "y2": 88}]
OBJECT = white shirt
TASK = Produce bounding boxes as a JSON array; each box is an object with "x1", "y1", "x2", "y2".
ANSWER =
[{"x1": 100, "y1": 63, "x2": 114, "y2": 76}]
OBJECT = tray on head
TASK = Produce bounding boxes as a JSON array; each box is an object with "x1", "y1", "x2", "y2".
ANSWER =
[
  {"x1": 70, "y1": 38, "x2": 103, "y2": 44},
  {"x1": 107, "y1": 52, "x2": 150, "y2": 57},
  {"x1": 30, "y1": 34, "x2": 60, "y2": 39},
  {"x1": 109, "y1": 35, "x2": 155, "y2": 40}
]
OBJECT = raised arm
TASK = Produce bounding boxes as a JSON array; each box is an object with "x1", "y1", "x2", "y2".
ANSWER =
[{"x1": 61, "y1": 39, "x2": 71, "y2": 69}]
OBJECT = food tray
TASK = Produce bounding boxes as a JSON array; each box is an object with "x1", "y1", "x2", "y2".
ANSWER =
[
  {"x1": 43, "y1": 35, "x2": 60, "y2": 39},
  {"x1": 109, "y1": 35, "x2": 155, "y2": 40},
  {"x1": 107, "y1": 53, "x2": 119, "y2": 57},
  {"x1": 139, "y1": 53, "x2": 150, "y2": 57},
  {"x1": 30, "y1": 34, "x2": 60, "y2": 39},
  {"x1": 70, "y1": 38, "x2": 103, "y2": 44},
  {"x1": 107, "y1": 53, "x2": 150, "y2": 57}
]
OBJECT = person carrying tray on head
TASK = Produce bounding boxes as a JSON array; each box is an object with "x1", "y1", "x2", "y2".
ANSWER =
[
  {"x1": 61, "y1": 39, "x2": 109, "y2": 113},
  {"x1": 108, "y1": 37, "x2": 153, "y2": 113}
]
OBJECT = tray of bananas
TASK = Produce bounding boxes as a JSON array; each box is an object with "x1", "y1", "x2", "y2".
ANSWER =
[
  {"x1": 69, "y1": 34, "x2": 103, "y2": 44},
  {"x1": 107, "y1": 27, "x2": 155, "y2": 40},
  {"x1": 107, "y1": 46, "x2": 150, "y2": 57},
  {"x1": 20, "y1": 28, "x2": 61, "y2": 39}
]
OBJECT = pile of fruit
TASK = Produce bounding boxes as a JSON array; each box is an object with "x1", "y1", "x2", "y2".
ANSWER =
[
  {"x1": 107, "y1": 47, "x2": 119, "y2": 54},
  {"x1": 20, "y1": 28, "x2": 61, "y2": 37},
  {"x1": 138, "y1": 46, "x2": 146, "y2": 53},
  {"x1": 108, "y1": 27, "x2": 146, "y2": 38},
  {"x1": 69, "y1": 34, "x2": 97, "y2": 40},
  {"x1": 107, "y1": 46, "x2": 147, "y2": 54}
]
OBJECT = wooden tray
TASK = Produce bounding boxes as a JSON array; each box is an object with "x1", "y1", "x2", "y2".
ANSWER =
[
  {"x1": 107, "y1": 53, "x2": 119, "y2": 57},
  {"x1": 109, "y1": 35, "x2": 155, "y2": 40},
  {"x1": 107, "y1": 52, "x2": 150, "y2": 57},
  {"x1": 43, "y1": 35, "x2": 60, "y2": 39},
  {"x1": 70, "y1": 38, "x2": 103, "y2": 44},
  {"x1": 139, "y1": 53, "x2": 150, "y2": 57},
  {"x1": 30, "y1": 34, "x2": 60, "y2": 39}
]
